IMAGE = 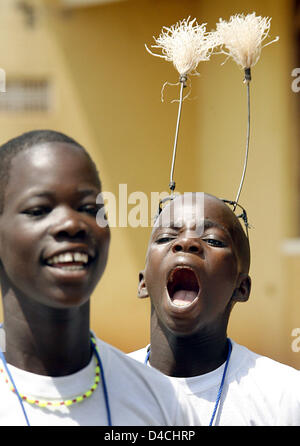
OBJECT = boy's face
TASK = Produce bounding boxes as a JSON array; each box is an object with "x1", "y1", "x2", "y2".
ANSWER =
[
  {"x1": 142, "y1": 194, "x2": 250, "y2": 335},
  {"x1": 0, "y1": 142, "x2": 110, "y2": 309}
]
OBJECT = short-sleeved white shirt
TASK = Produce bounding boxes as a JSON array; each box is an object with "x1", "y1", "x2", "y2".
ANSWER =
[
  {"x1": 129, "y1": 340, "x2": 300, "y2": 426},
  {"x1": 0, "y1": 337, "x2": 198, "y2": 426}
]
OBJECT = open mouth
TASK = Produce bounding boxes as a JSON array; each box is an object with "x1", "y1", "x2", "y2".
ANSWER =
[
  {"x1": 45, "y1": 251, "x2": 91, "y2": 271},
  {"x1": 167, "y1": 267, "x2": 200, "y2": 308}
]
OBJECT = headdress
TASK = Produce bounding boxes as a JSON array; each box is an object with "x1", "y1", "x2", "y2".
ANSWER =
[{"x1": 146, "y1": 13, "x2": 279, "y2": 236}]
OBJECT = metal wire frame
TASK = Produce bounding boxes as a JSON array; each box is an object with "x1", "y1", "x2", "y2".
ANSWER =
[{"x1": 154, "y1": 194, "x2": 250, "y2": 239}]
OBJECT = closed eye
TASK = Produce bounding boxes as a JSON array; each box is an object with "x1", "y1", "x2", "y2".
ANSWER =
[
  {"x1": 203, "y1": 238, "x2": 226, "y2": 248},
  {"x1": 155, "y1": 236, "x2": 176, "y2": 244},
  {"x1": 22, "y1": 206, "x2": 52, "y2": 217},
  {"x1": 79, "y1": 204, "x2": 101, "y2": 216}
]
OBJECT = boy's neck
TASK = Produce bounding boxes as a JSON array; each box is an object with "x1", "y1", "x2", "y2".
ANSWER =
[
  {"x1": 149, "y1": 324, "x2": 229, "y2": 377},
  {"x1": 2, "y1": 292, "x2": 92, "y2": 376}
]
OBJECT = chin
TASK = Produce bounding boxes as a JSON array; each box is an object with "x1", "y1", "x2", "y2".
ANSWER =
[
  {"x1": 31, "y1": 289, "x2": 92, "y2": 310},
  {"x1": 161, "y1": 314, "x2": 201, "y2": 338}
]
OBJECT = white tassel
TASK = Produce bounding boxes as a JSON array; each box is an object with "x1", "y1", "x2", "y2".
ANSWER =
[
  {"x1": 145, "y1": 17, "x2": 219, "y2": 193},
  {"x1": 145, "y1": 17, "x2": 219, "y2": 77},
  {"x1": 214, "y1": 13, "x2": 279, "y2": 208},
  {"x1": 216, "y1": 12, "x2": 279, "y2": 71}
]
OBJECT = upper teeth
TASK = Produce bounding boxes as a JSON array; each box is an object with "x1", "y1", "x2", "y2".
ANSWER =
[{"x1": 47, "y1": 252, "x2": 89, "y2": 265}]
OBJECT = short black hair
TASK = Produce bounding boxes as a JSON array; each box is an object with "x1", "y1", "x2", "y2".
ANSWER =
[{"x1": 0, "y1": 129, "x2": 100, "y2": 213}]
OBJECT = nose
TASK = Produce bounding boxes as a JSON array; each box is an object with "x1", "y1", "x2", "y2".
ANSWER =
[
  {"x1": 49, "y1": 207, "x2": 89, "y2": 240},
  {"x1": 172, "y1": 236, "x2": 203, "y2": 254}
]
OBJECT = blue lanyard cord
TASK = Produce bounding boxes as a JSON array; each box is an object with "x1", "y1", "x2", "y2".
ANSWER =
[
  {"x1": 91, "y1": 340, "x2": 112, "y2": 426},
  {"x1": 0, "y1": 329, "x2": 112, "y2": 427},
  {"x1": 209, "y1": 339, "x2": 232, "y2": 426},
  {"x1": 145, "y1": 338, "x2": 232, "y2": 427},
  {"x1": 144, "y1": 346, "x2": 151, "y2": 365},
  {"x1": 0, "y1": 348, "x2": 31, "y2": 426}
]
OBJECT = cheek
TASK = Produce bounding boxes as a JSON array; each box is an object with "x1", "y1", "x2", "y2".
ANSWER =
[
  {"x1": 94, "y1": 226, "x2": 110, "y2": 259},
  {"x1": 146, "y1": 244, "x2": 167, "y2": 267},
  {"x1": 0, "y1": 221, "x2": 40, "y2": 277},
  {"x1": 210, "y1": 249, "x2": 238, "y2": 276},
  {"x1": 205, "y1": 253, "x2": 239, "y2": 298},
  {"x1": 144, "y1": 274, "x2": 160, "y2": 308},
  {"x1": 144, "y1": 258, "x2": 171, "y2": 322}
]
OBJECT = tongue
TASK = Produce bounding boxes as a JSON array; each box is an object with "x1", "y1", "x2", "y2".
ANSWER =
[{"x1": 172, "y1": 290, "x2": 197, "y2": 307}]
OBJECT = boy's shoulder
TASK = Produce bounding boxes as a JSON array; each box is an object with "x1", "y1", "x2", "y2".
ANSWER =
[
  {"x1": 228, "y1": 340, "x2": 300, "y2": 395},
  {"x1": 127, "y1": 340, "x2": 300, "y2": 388},
  {"x1": 127, "y1": 345, "x2": 148, "y2": 363},
  {"x1": 95, "y1": 338, "x2": 200, "y2": 425},
  {"x1": 97, "y1": 338, "x2": 146, "y2": 366},
  {"x1": 98, "y1": 338, "x2": 171, "y2": 384},
  {"x1": 231, "y1": 340, "x2": 299, "y2": 374}
]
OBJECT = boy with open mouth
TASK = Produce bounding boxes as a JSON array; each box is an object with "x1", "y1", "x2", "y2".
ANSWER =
[
  {"x1": 129, "y1": 192, "x2": 300, "y2": 425},
  {"x1": 0, "y1": 130, "x2": 198, "y2": 426}
]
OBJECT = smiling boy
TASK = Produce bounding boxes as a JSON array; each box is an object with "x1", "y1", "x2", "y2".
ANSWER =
[
  {"x1": 129, "y1": 192, "x2": 300, "y2": 425},
  {"x1": 0, "y1": 130, "x2": 198, "y2": 426}
]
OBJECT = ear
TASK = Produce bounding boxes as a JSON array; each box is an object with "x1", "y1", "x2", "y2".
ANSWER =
[
  {"x1": 138, "y1": 270, "x2": 149, "y2": 299},
  {"x1": 232, "y1": 274, "x2": 251, "y2": 303}
]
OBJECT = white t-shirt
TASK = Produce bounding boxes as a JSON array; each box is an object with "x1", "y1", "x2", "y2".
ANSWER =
[
  {"x1": 0, "y1": 338, "x2": 198, "y2": 426},
  {"x1": 128, "y1": 340, "x2": 300, "y2": 426}
]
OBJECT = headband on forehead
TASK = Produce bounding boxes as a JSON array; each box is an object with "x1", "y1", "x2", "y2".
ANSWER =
[{"x1": 146, "y1": 14, "x2": 279, "y2": 234}]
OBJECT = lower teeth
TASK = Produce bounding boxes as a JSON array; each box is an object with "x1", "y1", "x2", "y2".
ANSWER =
[{"x1": 58, "y1": 265, "x2": 85, "y2": 271}]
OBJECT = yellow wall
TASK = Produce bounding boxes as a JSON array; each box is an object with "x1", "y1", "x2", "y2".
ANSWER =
[
  {"x1": 197, "y1": 0, "x2": 299, "y2": 366},
  {"x1": 0, "y1": 0, "x2": 299, "y2": 368}
]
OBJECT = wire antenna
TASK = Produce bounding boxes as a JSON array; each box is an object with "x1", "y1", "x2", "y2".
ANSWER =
[
  {"x1": 169, "y1": 74, "x2": 187, "y2": 192},
  {"x1": 234, "y1": 68, "x2": 251, "y2": 209},
  {"x1": 145, "y1": 17, "x2": 220, "y2": 193}
]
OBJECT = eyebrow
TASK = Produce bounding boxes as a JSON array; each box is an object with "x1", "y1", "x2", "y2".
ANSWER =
[
  {"x1": 17, "y1": 188, "x2": 100, "y2": 204},
  {"x1": 203, "y1": 219, "x2": 229, "y2": 234},
  {"x1": 76, "y1": 188, "x2": 100, "y2": 197},
  {"x1": 153, "y1": 218, "x2": 230, "y2": 236}
]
